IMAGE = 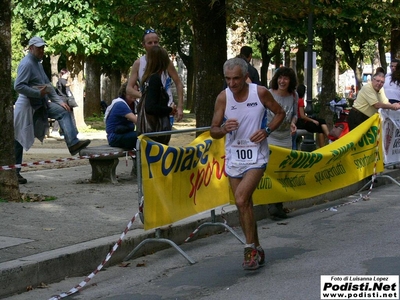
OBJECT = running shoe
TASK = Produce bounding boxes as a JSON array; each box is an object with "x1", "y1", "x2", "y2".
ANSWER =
[
  {"x1": 242, "y1": 247, "x2": 259, "y2": 270},
  {"x1": 257, "y1": 247, "x2": 265, "y2": 266}
]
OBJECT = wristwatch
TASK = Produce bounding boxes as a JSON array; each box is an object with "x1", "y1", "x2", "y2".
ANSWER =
[{"x1": 265, "y1": 127, "x2": 272, "y2": 135}]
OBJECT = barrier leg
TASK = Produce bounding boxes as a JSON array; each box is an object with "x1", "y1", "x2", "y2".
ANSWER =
[
  {"x1": 185, "y1": 209, "x2": 245, "y2": 244},
  {"x1": 123, "y1": 228, "x2": 196, "y2": 265},
  {"x1": 357, "y1": 174, "x2": 400, "y2": 193}
]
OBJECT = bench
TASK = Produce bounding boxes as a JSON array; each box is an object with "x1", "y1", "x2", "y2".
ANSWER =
[{"x1": 79, "y1": 145, "x2": 136, "y2": 184}]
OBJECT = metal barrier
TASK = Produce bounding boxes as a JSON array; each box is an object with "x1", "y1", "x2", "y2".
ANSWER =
[{"x1": 123, "y1": 127, "x2": 245, "y2": 265}]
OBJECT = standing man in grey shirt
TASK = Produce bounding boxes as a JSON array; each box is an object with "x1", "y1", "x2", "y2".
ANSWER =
[{"x1": 14, "y1": 36, "x2": 90, "y2": 184}]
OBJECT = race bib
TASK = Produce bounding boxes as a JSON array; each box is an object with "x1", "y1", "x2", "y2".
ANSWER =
[{"x1": 231, "y1": 139, "x2": 259, "y2": 165}]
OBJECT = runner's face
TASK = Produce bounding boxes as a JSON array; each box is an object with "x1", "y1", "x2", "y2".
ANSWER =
[
  {"x1": 143, "y1": 33, "x2": 160, "y2": 53},
  {"x1": 225, "y1": 66, "x2": 247, "y2": 94}
]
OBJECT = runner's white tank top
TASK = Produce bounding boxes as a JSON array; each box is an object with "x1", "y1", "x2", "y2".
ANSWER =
[{"x1": 224, "y1": 83, "x2": 269, "y2": 177}]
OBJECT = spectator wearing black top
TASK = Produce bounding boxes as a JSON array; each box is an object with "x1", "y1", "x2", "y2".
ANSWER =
[
  {"x1": 139, "y1": 46, "x2": 177, "y2": 145},
  {"x1": 238, "y1": 46, "x2": 261, "y2": 85}
]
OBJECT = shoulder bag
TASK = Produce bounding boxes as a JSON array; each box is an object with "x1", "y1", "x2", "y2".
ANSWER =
[
  {"x1": 328, "y1": 124, "x2": 344, "y2": 139},
  {"x1": 137, "y1": 82, "x2": 171, "y2": 145}
]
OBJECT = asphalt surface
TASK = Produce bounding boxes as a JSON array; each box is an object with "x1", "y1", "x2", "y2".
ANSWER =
[{"x1": 1, "y1": 133, "x2": 400, "y2": 299}]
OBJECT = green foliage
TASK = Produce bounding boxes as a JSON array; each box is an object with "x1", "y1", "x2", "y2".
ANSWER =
[
  {"x1": 11, "y1": 15, "x2": 26, "y2": 80},
  {"x1": 311, "y1": 97, "x2": 321, "y2": 115},
  {"x1": 10, "y1": 0, "x2": 400, "y2": 117},
  {"x1": 12, "y1": 0, "x2": 143, "y2": 75}
]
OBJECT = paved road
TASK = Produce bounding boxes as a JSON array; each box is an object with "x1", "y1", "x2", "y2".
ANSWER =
[{"x1": 6, "y1": 182, "x2": 400, "y2": 300}]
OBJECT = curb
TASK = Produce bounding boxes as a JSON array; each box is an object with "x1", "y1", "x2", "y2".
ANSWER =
[{"x1": 1, "y1": 168, "x2": 399, "y2": 298}]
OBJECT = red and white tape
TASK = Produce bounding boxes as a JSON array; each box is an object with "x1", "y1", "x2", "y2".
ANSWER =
[
  {"x1": 0, "y1": 151, "x2": 135, "y2": 171},
  {"x1": 0, "y1": 150, "x2": 137, "y2": 298},
  {"x1": 48, "y1": 212, "x2": 139, "y2": 300},
  {"x1": 185, "y1": 207, "x2": 229, "y2": 243}
]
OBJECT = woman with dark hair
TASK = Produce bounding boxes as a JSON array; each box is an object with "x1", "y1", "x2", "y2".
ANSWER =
[
  {"x1": 104, "y1": 82, "x2": 138, "y2": 149},
  {"x1": 138, "y1": 45, "x2": 177, "y2": 144},
  {"x1": 267, "y1": 67, "x2": 298, "y2": 148},
  {"x1": 266, "y1": 67, "x2": 298, "y2": 219},
  {"x1": 296, "y1": 83, "x2": 330, "y2": 148},
  {"x1": 383, "y1": 64, "x2": 400, "y2": 104}
]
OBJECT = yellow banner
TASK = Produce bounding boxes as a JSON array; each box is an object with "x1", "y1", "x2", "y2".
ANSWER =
[
  {"x1": 140, "y1": 132, "x2": 229, "y2": 230},
  {"x1": 252, "y1": 114, "x2": 383, "y2": 204},
  {"x1": 140, "y1": 114, "x2": 383, "y2": 230}
]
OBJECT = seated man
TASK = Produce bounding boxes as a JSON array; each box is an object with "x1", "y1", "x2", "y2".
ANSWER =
[
  {"x1": 104, "y1": 82, "x2": 138, "y2": 149},
  {"x1": 14, "y1": 36, "x2": 90, "y2": 184}
]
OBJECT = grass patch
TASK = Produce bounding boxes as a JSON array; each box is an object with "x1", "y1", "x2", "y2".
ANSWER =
[
  {"x1": 84, "y1": 115, "x2": 106, "y2": 131},
  {"x1": 83, "y1": 110, "x2": 196, "y2": 132},
  {"x1": 20, "y1": 193, "x2": 57, "y2": 202}
]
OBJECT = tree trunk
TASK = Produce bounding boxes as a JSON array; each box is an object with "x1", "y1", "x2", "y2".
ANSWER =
[
  {"x1": 101, "y1": 75, "x2": 111, "y2": 105},
  {"x1": 378, "y1": 39, "x2": 387, "y2": 72},
  {"x1": 296, "y1": 39, "x2": 306, "y2": 85},
  {"x1": 85, "y1": 56, "x2": 101, "y2": 118},
  {"x1": 186, "y1": 56, "x2": 194, "y2": 113},
  {"x1": 50, "y1": 54, "x2": 60, "y2": 86},
  {"x1": 71, "y1": 71, "x2": 87, "y2": 129},
  {"x1": 391, "y1": 0, "x2": 400, "y2": 59},
  {"x1": 338, "y1": 38, "x2": 364, "y2": 91},
  {"x1": 319, "y1": 32, "x2": 337, "y2": 129},
  {"x1": 284, "y1": 49, "x2": 290, "y2": 67},
  {"x1": 67, "y1": 56, "x2": 87, "y2": 129},
  {"x1": 0, "y1": 0, "x2": 20, "y2": 201},
  {"x1": 257, "y1": 34, "x2": 283, "y2": 87},
  {"x1": 189, "y1": 0, "x2": 227, "y2": 127},
  {"x1": 109, "y1": 69, "x2": 121, "y2": 102}
]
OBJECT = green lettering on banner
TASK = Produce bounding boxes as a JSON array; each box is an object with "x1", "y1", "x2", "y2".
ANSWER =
[
  {"x1": 326, "y1": 142, "x2": 354, "y2": 165},
  {"x1": 314, "y1": 163, "x2": 346, "y2": 184},
  {"x1": 276, "y1": 175, "x2": 306, "y2": 191},
  {"x1": 357, "y1": 126, "x2": 378, "y2": 147},
  {"x1": 279, "y1": 151, "x2": 323, "y2": 170},
  {"x1": 257, "y1": 176, "x2": 272, "y2": 190},
  {"x1": 353, "y1": 152, "x2": 380, "y2": 169}
]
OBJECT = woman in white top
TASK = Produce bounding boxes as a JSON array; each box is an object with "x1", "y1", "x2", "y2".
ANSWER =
[{"x1": 383, "y1": 64, "x2": 400, "y2": 104}]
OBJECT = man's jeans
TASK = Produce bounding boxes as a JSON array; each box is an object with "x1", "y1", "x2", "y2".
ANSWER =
[
  {"x1": 15, "y1": 102, "x2": 79, "y2": 174},
  {"x1": 47, "y1": 102, "x2": 79, "y2": 147}
]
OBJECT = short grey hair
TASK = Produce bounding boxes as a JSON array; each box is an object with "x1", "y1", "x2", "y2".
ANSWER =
[{"x1": 223, "y1": 57, "x2": 248, "y2": 76}]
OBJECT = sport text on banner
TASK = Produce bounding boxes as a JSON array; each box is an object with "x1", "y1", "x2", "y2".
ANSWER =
[{"x1": 250, "y1": 113, "x2": 383, "y2": 205}]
